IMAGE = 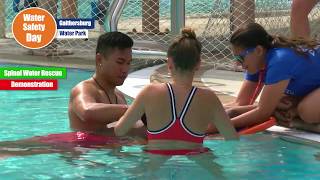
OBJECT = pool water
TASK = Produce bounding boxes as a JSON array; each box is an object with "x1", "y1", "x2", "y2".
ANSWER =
[
  {"x1": 0, "y1": 67, "x2": 94, "y2": 140},
  {"x1": 0, "y1": 66, "x2": 320, "y2": 179}
]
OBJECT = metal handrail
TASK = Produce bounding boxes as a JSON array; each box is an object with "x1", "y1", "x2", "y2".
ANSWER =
[
  {"x1": 105, "y1": 0, "x2": 169, "y2": 58},
  {"x1": 104, "y1": 0, "x2": 128, "y2": 32}
]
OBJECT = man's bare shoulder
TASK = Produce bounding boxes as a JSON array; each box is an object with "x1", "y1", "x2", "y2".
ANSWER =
[
  {"x1": 115, "y1": 88, "x2": 127, "y2": 103},
  {"x1": 70, "y1": 79, "x2": 98, "y2": 99}
]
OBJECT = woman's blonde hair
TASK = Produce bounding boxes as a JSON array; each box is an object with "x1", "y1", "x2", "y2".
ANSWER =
[{"x1": 167, "y1": 28, "x2": 202, "y2": 71}]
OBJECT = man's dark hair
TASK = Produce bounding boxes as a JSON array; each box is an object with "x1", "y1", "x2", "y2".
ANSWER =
[{"x1": 96, "y1": 32, "x2": 133, "y2": 57}]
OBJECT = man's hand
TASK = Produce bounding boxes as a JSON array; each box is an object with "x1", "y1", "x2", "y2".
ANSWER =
[{"x1": 107, "y1": 121, "x2": 117, "y2": 129}]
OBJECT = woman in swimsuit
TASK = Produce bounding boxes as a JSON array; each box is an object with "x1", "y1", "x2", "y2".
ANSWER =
[
  {"x1": 113, "y1": 28, "x2": 238, "y2": 178},
  {"x1": 114, "y1": 28, "x2": 238, "y2": 151}
]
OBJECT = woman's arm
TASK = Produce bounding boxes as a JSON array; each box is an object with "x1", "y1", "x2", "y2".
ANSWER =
[
  {"x1": 114, "y1": 85, "x2": 150, "y2": 136},
  {"x1": 224, "y1": 80, "x2": 259, "y2": 107},
  {"x1": 210, "y1": 92, "x2": 239, "y2": 140},
  {"x1": 226, "y1": 105, "x2": 257, "y2": 118},
  {"x1": 231, "y1": 80, "x2": 290, "y2": 129}
]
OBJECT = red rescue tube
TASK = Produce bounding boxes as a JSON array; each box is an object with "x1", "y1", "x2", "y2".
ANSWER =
[{"x1": 238, "y1": 117, "x2": 277, "y2": 135}]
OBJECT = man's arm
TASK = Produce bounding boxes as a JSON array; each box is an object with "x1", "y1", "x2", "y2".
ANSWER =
[{"x1": 70, "y1": 82, "x2": 128, "y2": 123}]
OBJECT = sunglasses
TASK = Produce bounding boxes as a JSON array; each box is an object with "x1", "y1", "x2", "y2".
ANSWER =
[{"x1": 233, "y1": 47, "x2": 255, "y2": 64}]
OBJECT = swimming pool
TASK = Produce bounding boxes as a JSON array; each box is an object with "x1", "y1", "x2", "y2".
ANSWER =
[{"x1": 1, "y1": 65, "x2": 320, "y2": 179}]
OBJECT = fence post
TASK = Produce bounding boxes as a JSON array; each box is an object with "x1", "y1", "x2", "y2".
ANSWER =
[
  {"x1": 38, "y1": 0, "x2": 58, "y2": 17},
  {"x1": 142, "y1": 0, "x2": 159, "y2": 34},
  {"x1": 61, "y1": 0, "x2": 78, "y2": 18},
  {"x1": 0, "y1": 0, "x2": 5, "y2": 38},
  {"x1": 230, "y1": 0, "x2": 255, "y2": 33},
  {"x1": 171, "y1": 0, "x2": 185, "y2": 35}
]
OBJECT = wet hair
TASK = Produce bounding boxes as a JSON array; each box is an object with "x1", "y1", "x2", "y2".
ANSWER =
[
  {"x1": 230, "y1": 23, "x2": 319, "y2": 56},
  {"x1": 167, "y1": 28, "x2": 202, "y2": 72},
  {"x1": 96, "y1": 32, "x2": 133, "y2": 57}
]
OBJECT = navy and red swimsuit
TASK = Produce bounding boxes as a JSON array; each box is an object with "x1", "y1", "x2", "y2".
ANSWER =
[{"x1": 146, "y1": 83, "x2": 209, "y2": 155}]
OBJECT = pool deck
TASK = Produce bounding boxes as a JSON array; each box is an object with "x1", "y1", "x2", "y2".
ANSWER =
[{"x1": 119, "y1": 62, "x2": 241, "y2": 104}]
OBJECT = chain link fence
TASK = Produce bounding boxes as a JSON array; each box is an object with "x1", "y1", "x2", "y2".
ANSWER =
[{"x1": 1, "y1": 0, "x2": 320, "y2": 70}]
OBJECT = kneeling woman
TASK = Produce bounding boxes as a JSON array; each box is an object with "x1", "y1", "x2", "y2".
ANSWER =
[{"x1": 228, "y1": 23, "x2": 320, "y2": 129}]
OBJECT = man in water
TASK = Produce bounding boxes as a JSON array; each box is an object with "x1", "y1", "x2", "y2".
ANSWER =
[
  {"x1": 0, "y1": 32, "x2": 146, "y2": 159},
  {"x1": 68, "y1": 31, "x2": 146, "y2": 137}
]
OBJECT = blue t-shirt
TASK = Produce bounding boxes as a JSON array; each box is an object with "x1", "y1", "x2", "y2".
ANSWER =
[{"x1": 245, "y1": 47, "x2": 320, "y2": 96}]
